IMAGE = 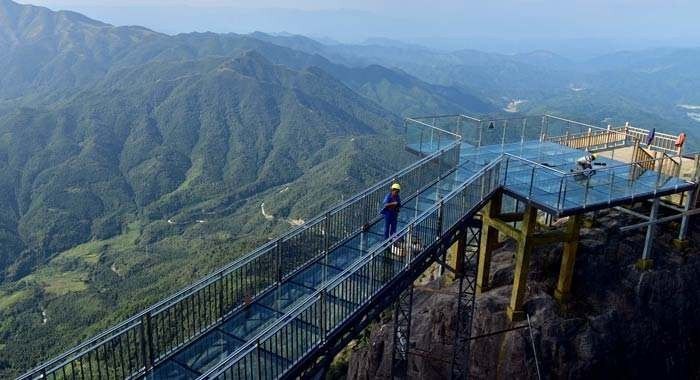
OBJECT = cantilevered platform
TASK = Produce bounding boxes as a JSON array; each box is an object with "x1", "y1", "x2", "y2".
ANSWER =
[
  {"x1": 459, "y1": 140, "x2": 692, "y2": 216},
  {"x1": 19, "y1": 114, "x2": 699, "y2": 380},
  {"x1": 407, "y1": 115, "x2": 697, "y2": 217}
]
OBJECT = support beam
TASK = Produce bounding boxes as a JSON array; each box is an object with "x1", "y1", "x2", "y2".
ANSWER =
[
  {"x1": 484, "y1": 216, "x2": 521, "y2": 241},
  {"x1": 450, "y1": 223, "x2": 481, "y2": 380},
  {"x1": 673, "y1": 189, "x2": 697, "y2": 249},
  {"x1": 554, "y1": 214, "x2": 583, "y2": 302},
  {"x1": 446, "y1": 229, "x2": 467, "y2": 279},
  {"x1": 638, "y1": 198, "x2": 659, "y2": 269},
  {"x1": 530, "y1": 230, "x2": 571, "y2": 246},
  {"x1": 477, "y1": 191, "x2": 502, "y2": 294},
  {"x1": 507, "y1": 205, "x2": 537, "y2": 322},
  {"x1": 497, "y1": 211, "x2": 524, "y2": 223},
  {"x1": 619, "y1": 207, "x2": 700, "y2": 231}
]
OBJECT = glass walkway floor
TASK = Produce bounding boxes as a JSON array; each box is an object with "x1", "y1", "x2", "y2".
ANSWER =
[
  {"x1": 144, "y1": 166, "x2": 468, "y2": 379},
  {"x1": 455, "y1": 140, "x2": 694, "y2": 215}
]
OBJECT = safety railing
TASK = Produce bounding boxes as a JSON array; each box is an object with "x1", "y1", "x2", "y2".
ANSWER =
[
  {"x1": 624, "y1": 124, "x2": 679, "y2": 154},
  {"x1": 407, "y1": 113, "x2": 686, "y2": 157},
  {"x1": 504, "y1": 152, "x2": 694, "y2": 213},
  {"x1": 404, "y1": 117, "x2": 461, "y2": 155},
  {"x1": 199, "y1": 155, "x2": 507, "y2": 380},
  {"x1": 660, "y1": 152, "x2": 681, "y2": 178},
  {"x1": 544, "y1": 128, "x2": 627, "y2": 151},
  {"x1": 542, "y1": 115, "x2": 627, "y2": 144},
  {"x1": 405, "y1": 114, "x2": 695, "y2": 215},
  {"x1": 409, "y1": 114, "x2": 545, "y2": 149},
  {"x1": 18, "y1": 141, "x2": 461, "y2": 380},
  {"x1": 408, "y1": 114, "x2": 633, "y2": 152}
]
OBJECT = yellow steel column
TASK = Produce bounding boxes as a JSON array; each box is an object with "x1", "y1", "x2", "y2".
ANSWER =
[
  {"x1": 476, "y1": 191, "x2": 502, "y2": 294},
  {"x1": 554, "y1": 214, "x2": 582, "y2": 302},
  {"x1": 506, "y1": 205, "x2": 537, "y2": 322}
]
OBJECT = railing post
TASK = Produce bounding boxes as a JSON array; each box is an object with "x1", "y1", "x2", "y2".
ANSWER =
[
  {"x1": 276, "y1": 242, "x2": 282, "y2": 282},
  {"x1": 319, "y1": 291, "x2": 327, "y2": 342},
  {"x1": 501, "y1": 120, "x2": 507, "y2": 147},
  {"x1": 437, "y1": 200, "x2": 445, "y2": 237},
  {"x1": 256, "y1": 340, "x2": 263, "y2": 380},
  {"x1": 478, "y1": 121, "x2": 483, "y2": 148},
  {"x1": 586, "y1": 127, "x2": 592, "y2": 150},
  {"x1": 143, "y1": 312, "x2": 154, "y2": 370},
  {"x1": 403, "y1": 119, "x2": 408, "y2": 146},
  {"x1": 407, "y1": 225, "x2": 414, "y2": 264},
  {"x1": 219, "y1": 273, "x2": 225, "y2": 321},
  {"x1": 323, "y1": 212, "x2": 331, "y2": 252},
  {"x1": 655, "y1": 156, "x2": 663, "y2": 193},
  {"x1": 419, "y1": 129, "x2": 424, "y2": 154}
]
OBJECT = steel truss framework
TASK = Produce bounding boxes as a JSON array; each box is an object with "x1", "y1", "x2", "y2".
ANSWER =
[
  {"x1": 291, "y1": 209, "x2": 492, "y2": 380},
  {"x1": 391, "y1": 284, "x2": 414, "y2": 378},
  {"x1": 450, "y1": 222, "x2": 482, "y2": 379}
]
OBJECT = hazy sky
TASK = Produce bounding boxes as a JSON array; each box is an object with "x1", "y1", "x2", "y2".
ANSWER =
[{"x1": 25, "y1": 0, "x2": 700, "y2": 55}]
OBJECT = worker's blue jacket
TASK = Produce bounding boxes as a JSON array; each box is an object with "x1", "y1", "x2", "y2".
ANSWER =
[{"x1": 380, "y1": 193, "x2": 401, "y2": 219}]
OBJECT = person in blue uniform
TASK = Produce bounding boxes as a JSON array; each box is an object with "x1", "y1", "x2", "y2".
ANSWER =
[{"x1": 381, "y1": 183, "x2": 402, "y2": 239}]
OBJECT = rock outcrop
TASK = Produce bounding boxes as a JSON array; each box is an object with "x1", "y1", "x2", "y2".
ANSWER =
[{"x1": 344, "y1": 210, "x2": 700, "y2": 379}]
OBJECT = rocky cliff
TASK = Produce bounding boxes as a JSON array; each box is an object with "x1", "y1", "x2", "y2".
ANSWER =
[{"x1": 342, "y1": 210, "x2": 700, "y2": 379}]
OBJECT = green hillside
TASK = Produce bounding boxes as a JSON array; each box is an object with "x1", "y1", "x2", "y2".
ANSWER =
[{"x1": 0, "y1": 1, "x2": 441, "y2": 376}]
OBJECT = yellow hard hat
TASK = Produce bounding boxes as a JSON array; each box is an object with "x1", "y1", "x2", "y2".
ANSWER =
[{"x1": 391, "y1": 183, "x2": 401, "y2": 191}]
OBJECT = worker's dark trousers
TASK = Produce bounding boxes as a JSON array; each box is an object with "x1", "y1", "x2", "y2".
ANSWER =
[{"x1": 383, "y1": 214, "x2": 398, "y2": 239}]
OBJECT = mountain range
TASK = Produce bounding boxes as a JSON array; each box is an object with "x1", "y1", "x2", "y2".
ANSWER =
[{"x1": 0, "y1": 0, "x2": 698, "y2": 377}]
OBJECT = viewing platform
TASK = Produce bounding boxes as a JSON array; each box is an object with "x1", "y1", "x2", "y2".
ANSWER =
[{"x1": 20, "y1": 114, "x2": 699, "y2": 380}]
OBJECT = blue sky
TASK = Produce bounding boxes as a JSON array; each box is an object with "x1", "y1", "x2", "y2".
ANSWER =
[{"x1": 25, "y1": 0, "x2": 700, "y2": 55}]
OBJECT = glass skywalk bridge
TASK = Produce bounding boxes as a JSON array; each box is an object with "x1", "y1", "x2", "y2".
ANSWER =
[
  {"x1": 20, "y1": 114, "x2": 697, "y2": 380},
  {"x1": 19, "y1": 139, "x2": 468, "y2": 380},
  {"x1": 144, "y1": 155, "x2": 472, "y2": 379}
]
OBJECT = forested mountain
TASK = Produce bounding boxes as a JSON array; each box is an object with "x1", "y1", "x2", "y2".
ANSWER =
[
  {"x1": 253, "y1": 32, "x2": 700, "y2": 149},
  {"x1": 1, "y1": 0, "x2": 698, "y2": 377},
  {"x1": 0, "y1": 1, "x2": 495, "y2": 376}
]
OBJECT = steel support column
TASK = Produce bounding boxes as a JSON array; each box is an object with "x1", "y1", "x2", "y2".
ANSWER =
[
  {"x1": 507, "y1": 205, "x2": 537, "y2": 321},
  {"x1": 451, "y1": 221, "x2": 482, "y2": 379},
  {"x1": 638, "y1": 198, "x2": 660, "y2": 269},
  {"x1": 554, "y1": 214, "x2": 583, "y2": 302},
  {"x1": 674, "y1": 189, "x2": 697, "y2": 249},
  {"x1": 391, "y1": 284, "x2": 415, "y2": 379},
  {"x1": 477, "y1": 191, "x2": 502, "y2": 294}
]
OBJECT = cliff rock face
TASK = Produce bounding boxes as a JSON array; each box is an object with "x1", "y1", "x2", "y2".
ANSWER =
[{"x1": 345, "y1": 211, "x2": 700, "y2": 379}]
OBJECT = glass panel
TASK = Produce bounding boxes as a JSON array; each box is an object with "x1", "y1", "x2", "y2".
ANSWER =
[
  {"x1": 174, "y1": 330, "x2": 243, "y2": 373},
  {"x1": 257, "y1": 283, "x2": 313, "y2": 313},
  {"x1": 290, "y1": 263, "x2": 341, "y2": 290},
  {"x1": 146, "y1": 360, "x2": 199, "y2": 380},
  {"x1": 221, "y1": 304, "x2": 282, "y2": 341}
]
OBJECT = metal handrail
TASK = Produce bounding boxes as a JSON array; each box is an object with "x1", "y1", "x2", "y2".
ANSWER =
[
  {"x1": 200, "y1": 153, "x2": 506, "y2": 380},
  {"x1": 544, "y1": 114, "x2": 611, "y2": 133},
  {"x1": 404, "y1": 117, "x2": 462, "y2": 139}
]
